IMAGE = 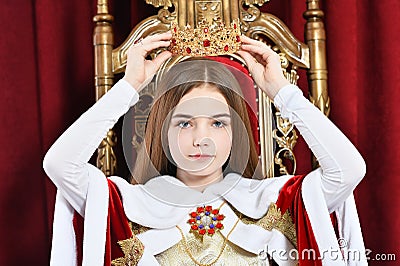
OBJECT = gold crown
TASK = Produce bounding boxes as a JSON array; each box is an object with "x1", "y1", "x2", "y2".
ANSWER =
[{"x1": 169, "y1": 19, "x2": 242, "y2": 56}]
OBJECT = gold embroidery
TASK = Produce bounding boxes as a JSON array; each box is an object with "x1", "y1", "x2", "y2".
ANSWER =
[
  {"x1": 156, "y1": 231, "x2": 260, "y2": 265},
  {"x1": 129, "y1": 221, "x2": 150, "y2": 235},
  {"x1": 113, "y1": 204, "x2": 296, "y2": 265},
  {"x1": 111, "y1": 230, "x2": 145, "y2": 266},
  {"x1": 241, "y1": 203, "x2": 297, "y2": 247}
]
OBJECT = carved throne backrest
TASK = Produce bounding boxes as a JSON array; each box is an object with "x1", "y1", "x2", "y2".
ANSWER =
[{"x1": 93, "y1": 0, "x2": 329, "y2": 178}]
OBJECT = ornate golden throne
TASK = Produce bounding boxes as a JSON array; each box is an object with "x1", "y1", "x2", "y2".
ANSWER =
[{"x1": 93, "y1": 0, "x2": 328, "y2": 178}]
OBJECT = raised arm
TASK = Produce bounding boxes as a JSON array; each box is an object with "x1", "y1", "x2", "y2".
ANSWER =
[
  {"x1": 43, "y1": 80, "x2": 139, "y2": 215},
  {"x1": 238, "y1": 36, "x2": 366, "y2": 211},
  {"x1": 43, "y1": 33, "x2": 172, "y2": 215}
]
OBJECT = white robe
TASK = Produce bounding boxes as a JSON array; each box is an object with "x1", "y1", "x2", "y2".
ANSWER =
[{"x1": 44, "y1": 79, "x2": 367, "y2": 265}]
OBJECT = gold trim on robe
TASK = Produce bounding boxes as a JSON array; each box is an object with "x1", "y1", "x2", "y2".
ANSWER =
[{"x1": 112, "y1": 202, "x2": 296, "y2": 265}]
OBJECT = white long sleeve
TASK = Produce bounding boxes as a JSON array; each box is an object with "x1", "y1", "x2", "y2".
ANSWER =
[
  {"x1": 43, "y1": 79, "x2": 139, "y2": 216},
  {"x1": 273, "y1": 85, "x2": 366, "y2": 212}
]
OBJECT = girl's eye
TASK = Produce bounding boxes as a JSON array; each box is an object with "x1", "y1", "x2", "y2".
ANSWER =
[
  {"x1": 213, "y1": 121, "x2": 225, "y2": 128},
  {"x1": 178, "y1": 121, "x2": 191, "y2": 128}
]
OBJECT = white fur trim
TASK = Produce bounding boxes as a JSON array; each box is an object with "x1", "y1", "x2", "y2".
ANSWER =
[
  {"x1": 50, "y1": 191, "x2": 77, "y2": 266},
  {"x1": 335, "y1": 195, "x2": 367, "y2": 265},
  {"x1": 82, "y1": 175, "x2": 109, "y2": 265},
  {"x1": 303, "y1": 172, "x2": 364, "y2": 265}
]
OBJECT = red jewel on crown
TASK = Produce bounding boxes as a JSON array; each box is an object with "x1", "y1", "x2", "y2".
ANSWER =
[
  {"x1": 188, "y1": 205, "x2": 225, "y2": 236},
  {"x1": 169, "y1": 18, "x2": 242, "y2": 56}
]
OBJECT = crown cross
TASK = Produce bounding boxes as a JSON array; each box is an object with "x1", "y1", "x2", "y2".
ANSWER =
[{"x1": 169, "y1": 19, "x2": 242, "y2": 56}]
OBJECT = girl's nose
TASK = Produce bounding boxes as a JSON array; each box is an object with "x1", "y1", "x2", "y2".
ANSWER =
[
  {"x1": 193, "y1": 137, "x2": 210, "y2": 147},
  {"x1": 193, "y1": 122, "x2": 211, "y2": 147}
]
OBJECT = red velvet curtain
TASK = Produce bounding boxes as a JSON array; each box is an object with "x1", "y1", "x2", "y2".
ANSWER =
[
  {"x1": 0, "y1": 1, "x2": 96, "y2": 265},
  {"x1": 0, "y1": 0, "x2": 398, "y2": 265}
]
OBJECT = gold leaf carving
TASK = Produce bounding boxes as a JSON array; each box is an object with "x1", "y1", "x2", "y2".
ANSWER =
[
  {"x1": 195, "y1": 1, "x2": 222, "y2": 26},
  {"x1": 243, "y1": 0, "x2": 271, "y2": 6},
  {"x1": 146, "y1": 0, "x2": 174, "y2": 8},
  {"x1": 273, "y1": 112, "x2": 298, "y2": 175},
  {"x1": 97, "y1": 130, "x2": 117, "y2": 176}
]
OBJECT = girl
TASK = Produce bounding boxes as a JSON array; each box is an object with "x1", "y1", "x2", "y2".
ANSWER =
[{"x1": 44, "y1": 32, "x2": 367, "y2": 265}]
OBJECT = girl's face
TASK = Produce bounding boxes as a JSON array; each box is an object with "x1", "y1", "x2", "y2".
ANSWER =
[{"x1": 167, "y1": 84, "x2": 232, "y2": 180}]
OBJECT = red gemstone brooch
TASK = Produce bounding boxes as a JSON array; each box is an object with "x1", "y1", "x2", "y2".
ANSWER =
[{"x1": 188, "y1": 205, "x2": 225, "y2": 236}]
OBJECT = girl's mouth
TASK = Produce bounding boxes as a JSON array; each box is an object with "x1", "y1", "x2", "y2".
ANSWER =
[{"x1": 189, "y1": 154, "x2": 215, "y2": 159}]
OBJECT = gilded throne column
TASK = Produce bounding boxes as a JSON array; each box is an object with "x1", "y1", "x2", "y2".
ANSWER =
[
  {"x1": 304, "y1": 0, "x2": 329, "y2": 169},
  {"x1": 94, "y1": 0, "x2": 117, "y2": 176}
]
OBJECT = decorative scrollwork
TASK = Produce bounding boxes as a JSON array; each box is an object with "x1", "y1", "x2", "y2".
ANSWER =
[
  {"x1": 146, "y1": 0, "x2": 174, "y2": 8},
  {"x1": 284, "y1": 68, "x2": 299, "y2": 85},
  {"x1": 277, "y1": 51, "x2": 299, "y2": 85},
  {"x1": 97, "y1": 130, "x2": 117, "y2": 176},
  {"x1": 241, "y1": 5, "x2": 261, "y2": 22},
  {"x1": 157, "y1": 6, "x2": 176, "y2": 24},
  {"x1": 270, "y1": 51, "x2": 299, "y2": 175},
  {"x1": 273, "y1": 113, "x2": 298, "y2": 175},
  {"x1": 131, "y1": 82, "x2": 157, "y2": 152},
  {"x1": 242, "y1": 0, "x2": 271, "y2": 6}
]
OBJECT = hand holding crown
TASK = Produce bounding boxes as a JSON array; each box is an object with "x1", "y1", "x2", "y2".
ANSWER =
[
  {"x1": 168, "y1": 19, "x2": 290, "y2": 99},
  {"x1": 237, "y1": 36, "x2": 290, "y2": 100},
  {"x1": 123, "y1": 32, "x2": 172, "y2": 91},
  {"x1": 123, "y1": 20, "x2": 290, "y2": 97}
]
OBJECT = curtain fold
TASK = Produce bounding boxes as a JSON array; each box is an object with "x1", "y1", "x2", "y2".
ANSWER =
[
  {"x1": 0, "y1": 0, "x2": 398, "y2": 264},
  {"x1": 324, "y1": 0, "x2": 400, "y2": 259},
  {"x1": 0, "y1": 1, "x2": 95, "y2": 264}
]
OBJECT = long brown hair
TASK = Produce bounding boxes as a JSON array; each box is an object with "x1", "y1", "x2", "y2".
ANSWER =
[{"x1": 131, "y1": 59, "x2": 261, "y2": 184}]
